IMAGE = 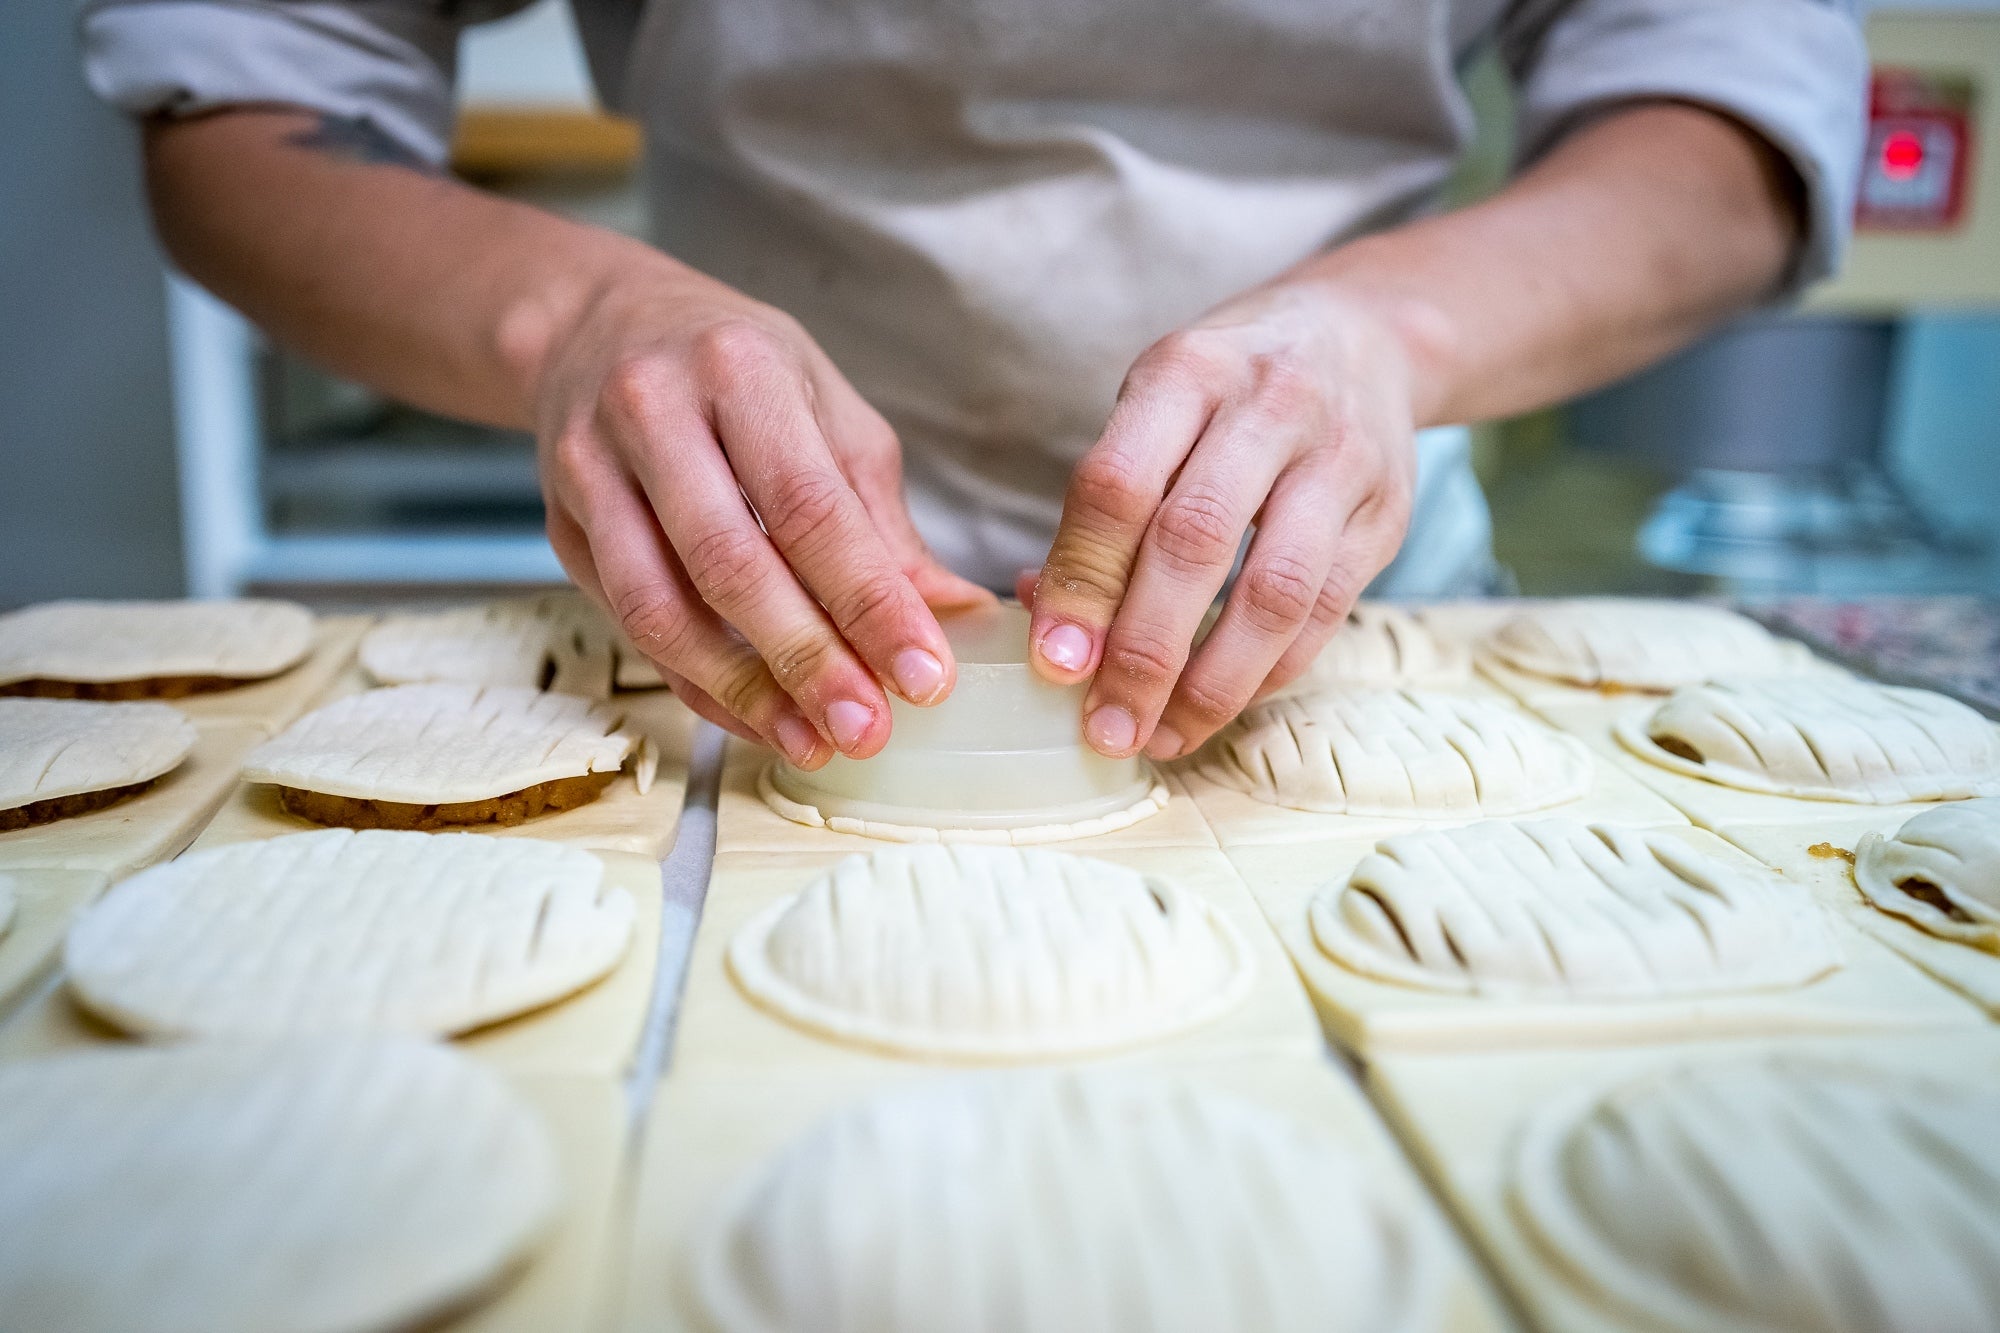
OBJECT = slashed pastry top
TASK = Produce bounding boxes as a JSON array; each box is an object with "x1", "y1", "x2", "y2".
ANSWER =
[
  {"x1": 0, "y1": 1039, "x2": 558, "y2": 1333},
  {"x1": 1482, "y1": 599, "x2": 1809, "y2": 691},
  {"x1": 1512, "y1": 1054, "x2": 2000, "y2": 1333},
  {"x1": 66, "y1": 829, "x2": 634, "y2": 1039},
  {"x1": 1617, "y1": 676, "x2": 2000, "y2": 804},
  {"x1": 0, "y1": 698, "x2": 195, "y2": 812},
  {"x1": 1855, "y1": 797, "x2": 2000, "y2": 949},
  {"x1": 1275, "y1": 604, "x2": 1469, "y2": 695},
  {"x1": 1192, "y1": 688, "x2": 1592, "y2": 816},
  {"x1": 241, "y1": 683, "x2": 654, "y2": 804},
  {"x1": 1311, "y1": 820, "x2": 1842, "y2": 1000},
  {"x1": 0, "y1": 599, "x2": 314, "y2": 688},
  {"x1": 360, "y1": 592, "x2": 658, "y2": 700},
  {"x1": 727, "y1": 844, "x2": 1254, "y2": 1059},
  {"x1": 692, "y1": 1069, "x2": 1448, "y2": 1333}
]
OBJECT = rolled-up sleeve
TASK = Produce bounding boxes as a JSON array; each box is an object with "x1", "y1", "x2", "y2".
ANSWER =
[
  {"x1": 80, "y1": 0, "x2": 473, "y2": 164},
  {"x1": 1501, "y1": 0, "x2": 1868, "y2": 291}
]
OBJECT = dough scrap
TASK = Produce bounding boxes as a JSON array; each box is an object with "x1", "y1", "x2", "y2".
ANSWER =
[
  {"x1": 728, "y1": 844, "x2": 1254, "y2": 1058},
  {"x1": 242, "y1": 683, "x2": 654, "y2": 808},
  {"x1": 66, "y1": 829, "x2": 633, "y2": 1039},
  {"x1": 0, "y1": 698, "x2": 195, "y2": 817},
  {"x1": 1512, "y1": 1054, "x2": 2000, "y2": 1333},
  {"x1": 1617, "y1": 676, "x2": 2000, "y2": 804},
  {"x1": 1483, "y1": 599, "x2": 1809, "y2": 691},
  {"x1": 1855, "y1": 797, "x2": 2000, "y2": 949},
  {"x1": 1193, "y1": 688, "x2": 1592, "y2": 816},
  {"x1": 1312, "y1": 820, "x2": 1842, "y2": 999},
  {"x1": 1275, "y1": 604, "x2": 1469, "y2": 695},
  {"x1": 0, "y1": 1039, "x2": 559, "y2": 1333},
  {"x1": 0, "y1": 599, "x2": 314, "y2": 689},
  {"x1": 360, "y1": 593, "x2": 659, "y2": 700},
  {"x1": 693, "y1": 1069, "x2": 1447, "y2": 1333}
]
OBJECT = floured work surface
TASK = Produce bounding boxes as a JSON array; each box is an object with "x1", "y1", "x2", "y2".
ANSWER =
[
  {"x1": 0, "y1": 848, "x2": 663, "y2": 1078},
  {"x1": 0, "y1": 868, "x2": 108, "y2": 1015},
  {"x1": 1223, "y1": 822, "x2": 1980, "y2": 1053},
  {"x1": 1368, "y1": 1031, "x2": 2000, "y2": 1333},
  {"x1": 624, "y1": 1053, "x2": 1511, "y2": 1333}
]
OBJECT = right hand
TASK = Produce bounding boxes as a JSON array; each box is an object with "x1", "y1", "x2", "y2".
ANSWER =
[{"x1": 520, "y1": 254, "x2": 990, "y2": 768}]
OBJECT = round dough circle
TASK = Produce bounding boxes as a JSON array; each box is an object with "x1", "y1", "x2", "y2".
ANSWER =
[
  {"x1": 694, "y1": 1069, "x2": 1447, "y2": 1333},
  {"x1": 1855, "y1": 796, "x2": 2000, "y2": 947},
  {"x1": 1312, "y1": 820, "x2": 1842, "y2": 999},
  {"x1": 1481, "y1": 599, "x2": 1807, "y2": 691},
  {"x1": 0, "y1": 1039, "x2": 559, "y2": 1333},
  {"x1": 0, "y1": 599, "x2": 314, "y2": 687},
  {"x1": 1274, "y1": 604, "x2": 1469, "y2": 695},
  {"x1": 1512, "y1": 1054, "x2": 2000, "y2": 1333},
  {"x1": 242, "y1": 682, "x2": 653, "y2": 805},
  {"x1": 360, "y1": 593, "x2": 644, "y2": 700},
  {"x1": 1617, "y1": 676, "x2": 2000, "y2": 804},
  {"x1": 66, "y1": 828, "x2": 635, "y2": 1039},
  {"x1": 0, "y1": 698, "x2": 195, "y2": 812},
  {"x1": 728, "y1": 843, "x2": 1255, "y2": 1058},
  {"x1": 1194, "y1": 688, "x2": 1592, "y2": 816}
]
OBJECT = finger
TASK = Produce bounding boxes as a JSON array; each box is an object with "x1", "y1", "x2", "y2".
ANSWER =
[
  {"x1": 545, "y1": 502, "x2": 604, "y2": 603},
  {"x1": 1255, "y1": 497, "x2": 1409, "y2": 699},
  {"x1": 1081, "y1": 403, "x2": 1290, "y2": 757},
  {"x1": 706, "y1": 351, "x2": 962, "y2": 710},
  {"x1": 1030, "y1": 340, "x2": 1216, "y2": 684},
  {"x1": 1014, "y1": 567, "x2": 1040, "y2": 608},
  {"x1": 653, "y1": 664, "x2": 763, "y2": 745}
]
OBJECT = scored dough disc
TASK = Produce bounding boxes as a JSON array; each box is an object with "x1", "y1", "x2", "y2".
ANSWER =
[
  {"x1": 1616, "y1": 676, "x2": 2000, "y2": 804},
  {"x1": 693, "y1": 1069, "x2": 1447, "y2": 1333},
  {"x1": 360, "y1": 592, "x2": 658, "y2": 700},
  {"x1": 242, "y1": 682, "x2": 655, "y2": 805},
  {"x1": 727, "y1": 844, "x2": 1255, "y2": 1059},
  {"x1": 1274, "y1": 604, "x2": 1469, "y2": 696},
  {"x1": 1311, "y1": 819, "x2": 1843, "y2": 1000},
  {"x1": 0, "y1": 1039, "x2": 559, "y2": 1333},
  {"x1": 1193, "y1": 688, "x2": 1592, "y2": 817},
  {"x1": 0, "y1": 698, "x2": 195, "y2": 814},
  {"x1": 1511, "y1": 1054, "x2": 2000, "y2": 1333},
  {"x1": 66, "y1": 828, "x2": 635, "y2": 1039},
  {"x1": 1855, "y1": 796, "x2": 2000, "y2": 948},
  {"x1": 0, "y1": 599, "x2": 314, "y2": 688},
  {"x1": 1481, "y1": 599, "x2": 1809, "y2": 691}
]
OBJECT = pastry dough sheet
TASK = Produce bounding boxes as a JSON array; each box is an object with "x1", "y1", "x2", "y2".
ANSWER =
[
  {"x1": 1223, "y1": 828, "x2": 1981, "y2": 1054},
  {"x1": 0, "y1": 851, "x2": 662, "y2": 1077},
  {"x1": 166, "y1": 614, "x2": 370, "y2": 733},
  {"x1": 0, "y1": 723, "x2": 265, "y2": 877},
  {"x1": 0, "y1": 868, "x2": 108, "y2": 1016},
  {"x1": 622, "y1": 1053, "x2": 1513, "y2": 1333},
  {"x1": 671, "y1": 844, "x2": 1325, "y2": 1077},
  {"x1": 1366, "y1": 1032, "x2": 2000, "y2": 1333}
]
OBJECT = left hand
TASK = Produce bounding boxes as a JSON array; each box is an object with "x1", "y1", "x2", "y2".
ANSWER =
[{"x1": 1025, "y1": 279, "x2": 1421, "y2": 761}]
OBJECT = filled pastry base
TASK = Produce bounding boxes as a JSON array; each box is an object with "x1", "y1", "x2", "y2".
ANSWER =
[
  {"x1": 275, "y1": 772, "x2": 617, "y2": 831},
  {"x1": 0, "y1": 778, "x2": 158, "y2": 832},
  {"x1": 0, "y1": 674, "x2": 263, "y2": 701}
]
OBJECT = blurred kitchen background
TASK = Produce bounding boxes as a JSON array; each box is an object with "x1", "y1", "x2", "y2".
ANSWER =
[{"x1": 2, "y1": 0, "x2": 1997, "y2": 608}]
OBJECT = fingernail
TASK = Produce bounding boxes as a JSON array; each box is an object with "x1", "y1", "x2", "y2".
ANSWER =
[
  {"x1": 892, "y1": 648, "x2": 946, "y2": 703},
  {"x1": 1040, "y1": 623, "x2": 1092, "y2": 674},
  {"x1": 826, "y1": 700, "x2": 874, "y2": 752},
  {"x1": 1147, "y1": 725, "x2": 1185, "y2": 761},
  {"x1": 1086, "y1": 705, "x2": 1137, "y2": 755},
  {"x1": 774, "y1": 715, "x2": 821, "y2": 767}
]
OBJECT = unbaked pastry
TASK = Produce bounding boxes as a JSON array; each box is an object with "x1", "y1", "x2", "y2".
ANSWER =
[
  {"x1": 1617, "y1": 676, "x2": 2000, "y2": 804},
  {"x1": 693, "y1": 1069, "x2": 1447, "y2": 1333},
  {"x1": 1512, "y1": 1054, "x2": 2000, "y2": 1333},
  {"x1": 1193, "y1": 688, "x2": 1592, "y2": 816},
  {"x1": 360, "y1": 592, "x2": 658, "y2": 700},
  {"x1": 0, "y1": 1038, "x2": 558, "y2": 1333},
  {"x1": 728, "y1": 844, "x2": 1254, "y2": 1058},
  {"x1": 1482, "y1": 599, "x2": 1808, "y2": 691},
  {"x1": 66, "y1": 828, "x2": 633, "y2": 1039},
  {"x1": 0, "y1": 874, "x2": 15, "y2": 942},
  {"x1": 1854, "y1": 797, "x2": 2000, "y2": 948},
  {"x1": 1312, "y1": 820, "x2": 1842, "y2": 999},
  {"x1": 241, "y1": 682, "x2": 654, "y2": 828},
  {"x1": 0, "y1": 698, "x2": 195, "y2": 830},
  {"x1": 0, "y1": 599, "x2": 313, "y2": 697},
  {"x1": 1274, "y1": 604, "x2": 1469, "y2": 695}
]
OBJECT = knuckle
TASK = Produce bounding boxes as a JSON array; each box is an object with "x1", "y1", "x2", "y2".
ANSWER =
[
  {"x1": 710, "y1": 655, "x2": 776, "y2": 724},
  {"x1": 1250, "y1": 355, "x2": 1315, "y2": 414},
  {"x1": 1068, "y1": 450, "x2": 1157, "y2": 531},
  {"x1": 611, "y1": 583, "x2": 692, "y2": 662},
  {"x1": 1150, "y1": 488, "x2": 1239, "y2": 572},
  {"x1": 827, "y1": 568, "x2": 911, "y2": 640},
  {"x1": 683, "y1": 525, "x2": 768, "y2": 609},
  {"x1": 1239, "y1": 555, "x2": 1319, "y2": 631},
  {"x1": 763, "y1": 469, "x2": 851, "y2": 554},
  {"x1": 599, "y1": 355, "x2": 666, "y2": 426},
  {"x1": 1101, "y1": 625, "x2": 1185, "y2": 692},
  {"x1": 690, "y1": 320, "x2": 780, "y2": 383},
  {"x1": 1137, "y1": 330, "x2": 1222, "y2": 391},
  {"x1": 1173, "y1": 671, "x2": 1249, "y2": 731}
]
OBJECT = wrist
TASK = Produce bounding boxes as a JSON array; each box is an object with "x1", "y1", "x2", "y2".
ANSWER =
[
  {"x1": 1289, "y1": 241, "x2": 1464, "y2": 429},
  {"x1": 492, "y1": 228, "x2": 663, "y2": 425}
]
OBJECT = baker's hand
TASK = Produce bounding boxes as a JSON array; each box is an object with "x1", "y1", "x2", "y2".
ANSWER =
[
  {"x1": 530, "y1": 258, "x2": 990, "y2": 768},
  {"x1": 1027, "y1": 281, "x2": 1418, "y2": 761}
]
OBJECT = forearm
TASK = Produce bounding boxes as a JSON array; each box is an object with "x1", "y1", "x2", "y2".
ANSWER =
[
  {"x1": 1293, "y1": 102, "x2": 1804, "y2": 429},
  {"x1": 142, "y1": 106, "x2": 647, "y2": 428}
]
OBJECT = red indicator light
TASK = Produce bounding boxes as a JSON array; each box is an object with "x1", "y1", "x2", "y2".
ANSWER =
[{"x1": 1881, "y1": 129, "x2": 1924, "y2": 180}]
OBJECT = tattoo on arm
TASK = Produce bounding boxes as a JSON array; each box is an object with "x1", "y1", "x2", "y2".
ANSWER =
[{"x1": 284, "y1": 113, "x2": 441, "y2": 174}]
